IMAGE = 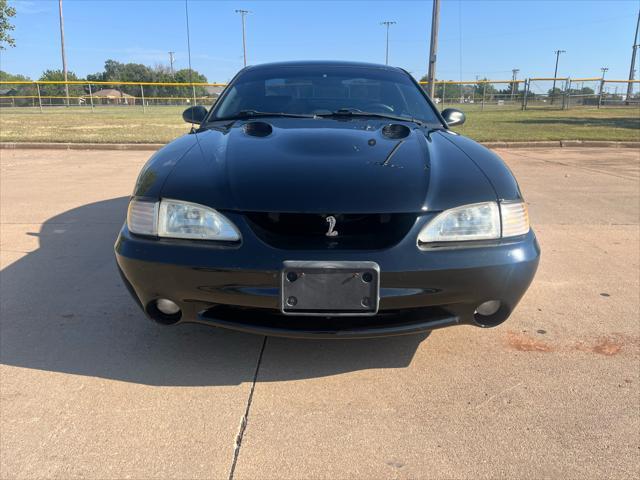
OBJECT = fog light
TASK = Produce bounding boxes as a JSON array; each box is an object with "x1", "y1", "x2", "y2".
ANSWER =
[
  {"x1": 156, "y1": 298, "x2": 180, "y2": 315},
  {"x1": 475, "y1": 300, "x2": 501, "y2": 316}
]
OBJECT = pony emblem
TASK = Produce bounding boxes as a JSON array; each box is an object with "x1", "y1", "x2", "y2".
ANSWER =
[{"x1": 325, "y1": 216, "x2": 338, "y2": 237}]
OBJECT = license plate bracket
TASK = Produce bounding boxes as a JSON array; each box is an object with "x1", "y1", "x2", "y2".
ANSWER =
[{"x1": 281, "y1": 261, "x2": 380, "y2": 316}]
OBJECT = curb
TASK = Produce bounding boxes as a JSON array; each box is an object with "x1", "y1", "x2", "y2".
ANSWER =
[
  {"x1": 1, "y1": 140, "x2": 638, "y2": 151},
  {"x1": 481, "y1": 140, "x2": 640, "y2": 149},
  {"x1": 0, "y1": 142, "x2": 164, "y2": 151}
]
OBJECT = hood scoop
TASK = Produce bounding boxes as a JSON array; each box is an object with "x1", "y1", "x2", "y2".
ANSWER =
[
  {"x1": 243, "y1": 121, "x2": 273, "y2": 137},
  {"x1": 382, "y1": 123, "x2": 411, "y2": 140}
]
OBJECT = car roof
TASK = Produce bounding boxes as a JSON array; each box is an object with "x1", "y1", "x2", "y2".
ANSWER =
[{"x1": 244, "y1": 60, "x2": 404, "y2": 72}]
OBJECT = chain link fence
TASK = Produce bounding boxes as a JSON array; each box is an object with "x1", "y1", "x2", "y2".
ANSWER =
[
  {"x1": 420, "y1": 77, "x2": 639, "y2": 111},
  {"x1": 418, "y1": 80, "x2": 526, "y2": 111},
  {"x1": 0, "y1": 77, "x2": 638, "y2": 113},
  {"x1": 0, "y1": 81, "x2": 224, "y2": 112}
]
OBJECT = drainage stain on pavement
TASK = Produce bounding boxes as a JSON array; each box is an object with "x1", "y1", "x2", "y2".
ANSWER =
[
  {"x1": 573, "y1": 334, "x2": 629, "y2": 357},
  {"x1": 505, "y1": 331, "x2": 638, "y2": 356},
  {"x1": 505, "y1": 330, "x2": 553, "y2": 352}
]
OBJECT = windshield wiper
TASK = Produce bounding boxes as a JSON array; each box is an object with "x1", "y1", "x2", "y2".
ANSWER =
[
  {"x1": 211, "y1": 110, "x2": 315, "y2": 122},
  {"x1": 316, "y1": 108, "x2": 427, "y2": 127}
]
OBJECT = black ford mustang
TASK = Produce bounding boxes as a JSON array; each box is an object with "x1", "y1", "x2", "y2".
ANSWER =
[{"x1": 115, "y1": 61, "x2": 540, "y2": 338}]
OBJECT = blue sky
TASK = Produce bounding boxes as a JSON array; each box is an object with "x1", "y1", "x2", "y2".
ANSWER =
[{"x1": 3, "y1": 0, "x2": 638, "y2": 82}]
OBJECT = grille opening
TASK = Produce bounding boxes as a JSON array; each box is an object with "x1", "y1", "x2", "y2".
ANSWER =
[
  {"x1": 200, "y1": 305, "x2": 453, "y2": 334},
  {"x1": 244, "y1": 212, "x2": 416, "y2": 250}
]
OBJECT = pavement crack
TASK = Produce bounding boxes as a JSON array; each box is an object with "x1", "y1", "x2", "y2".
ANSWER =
[
  {"x1": 476, "y1": 382, "x2": 523, "y2": 410},
  {"x1": 228, "y1": 336, "x2": 267, "y2": 480}
]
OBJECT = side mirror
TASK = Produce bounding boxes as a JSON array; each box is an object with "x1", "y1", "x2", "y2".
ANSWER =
[
  {"x1": 183, "y1": 105, "x2": 208, "y2": 125},
  {"x1": 441, "y1": 108, "x2": 466, "y2": 127}
]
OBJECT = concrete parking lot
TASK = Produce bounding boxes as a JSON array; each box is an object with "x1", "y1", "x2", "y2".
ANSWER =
[{"x1": 1, "y1": 146, "x2": 638, "y2": 479}]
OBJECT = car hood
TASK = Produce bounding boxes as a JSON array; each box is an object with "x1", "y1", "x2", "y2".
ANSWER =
[{"x1": 160, "y1": 118, "x2": 497, "y2": 213}]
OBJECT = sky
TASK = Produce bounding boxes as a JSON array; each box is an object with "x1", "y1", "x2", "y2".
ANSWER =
[{"x1": 2, "y1": 0, "x2": 638, "y2": 83}]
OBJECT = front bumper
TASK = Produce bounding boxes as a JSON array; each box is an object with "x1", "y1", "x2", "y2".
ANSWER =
[{"x1": 115, "y1": 217, "x2": 540, "y2": 338}]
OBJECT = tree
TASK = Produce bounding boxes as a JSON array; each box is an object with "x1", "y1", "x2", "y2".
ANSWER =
[
  {"x1": 0, "y1": 0, "x2": 16, "y2": 50},
  {"x1": 473, "y1": 80, "x2": 497, "y2": 96},
  {"x1": 0, "y1": 70, "x2": 30, "y2": 82},
  {"x1": 471, "y1": 79, "x2": 498, "y2": 101},
  {"x1": 547, "y1": 87, "x2": 563, "y2": 96},
  {"x1": 173, "y1": 68, "x2": 208, "y2": 97},
  {"x1": 567, "y1": 86, "x2": 595, "y2": 96},
  {"x1": 0, "y1": 70, "x2": 32, "y2": 106},
  {"x1": 87, "y1": 60, "x2": 153, "y2": 95},
  {"x1": 86, "y1": 59, "x2": 209, "y2": 102},
  {"x1": 39, "y1": 70, "x2": 84, "y2": 101}
]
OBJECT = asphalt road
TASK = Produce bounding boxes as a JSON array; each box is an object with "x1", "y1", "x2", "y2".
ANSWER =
[{"x1": 1, "y1": 147, "x2": 638, "y2": 479}]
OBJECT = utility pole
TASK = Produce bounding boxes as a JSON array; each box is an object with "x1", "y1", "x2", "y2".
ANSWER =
[
  {"x1": 235, "y1": 9, "x2": 250, "y2": 67},
  {"x1": 380, "y1": 21, "x2": 396, "y2": 65},
  {"x1": 551, "y1": 49, "x2": 565, "y2": 104},
  {"x1": 58, "y1": 0, "x2": 69, "y2": 106},
  {"x1": 626, "y1": 9, "x2": 639, "y2": 103},
  {"x1": 511, "y1": 68, "x2": 519, "y2": 101},
  {"x1": 598, "y1": 67, "x2": 609, "y2": 108},
  {"x1": 426, "y1": 0, "x2": 440, "y2": 99},
  {"x1": 473, "y1": 74, "x2": 478, "y2": 104},
  {"x1": 184, "y1": 0, "x2": 196, "y2": 107},
  {"x1": 168, "y1": 51, "x2": 175, "y2": 76}
]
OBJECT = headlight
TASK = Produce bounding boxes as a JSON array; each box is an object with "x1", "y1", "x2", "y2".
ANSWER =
[
  {"x1": 158, "y1": 199, "x2": 240, "y2": 240},
  {"x1": 127, "y1": 198, "x2": 240, "y2": 241},
  {"x1": 418, "y1": 200, "x2": 529, "y2": 244},
  {"x1": 418, "y1": 202, "x2": 500, "y2": 243}
]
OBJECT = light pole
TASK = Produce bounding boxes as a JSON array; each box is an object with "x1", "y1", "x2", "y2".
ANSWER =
[
  {"x1": 235, "y1": 9, "x2": 250, "y2": 67},
  {"x1": 511, "y1": 68, "x2": 519, "y2": 101},
  {"x1": 58, "y1": 0, "x2": 69, "y2": 106},
  {"x1": 426, "y1": 0, "x2": 441, "y2": 99},
  {"x1": 551, "y1": 49, "x2": 565, "y2": 104},
  {"x1": 626, "y1": 10, "x2": 639, "y2": 102},
  {"x1": 380, "y1": 21, "x2": 396, "y2": 65}
]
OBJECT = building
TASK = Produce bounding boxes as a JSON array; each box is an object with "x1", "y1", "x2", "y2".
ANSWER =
[{"x1": 88, "y1": 88, "x2": 136, "y2": 105}]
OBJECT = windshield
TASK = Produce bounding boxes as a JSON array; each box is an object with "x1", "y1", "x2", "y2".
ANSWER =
[{"x1": 210, "y1": 65, "x2": 442, "y2": 125}]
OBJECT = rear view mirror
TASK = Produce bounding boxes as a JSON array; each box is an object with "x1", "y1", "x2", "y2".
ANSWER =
[
  {"x1": 183, "y1": 105, "x2": 208, "y2": 125},
  {"x1": 441, "y1": 108, "x2": 466, "y2": 127}
]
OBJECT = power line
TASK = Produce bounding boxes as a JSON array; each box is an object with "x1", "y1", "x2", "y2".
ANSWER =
[{"x1": 380, "y1": 21, "x2": 396, "y2": 65}]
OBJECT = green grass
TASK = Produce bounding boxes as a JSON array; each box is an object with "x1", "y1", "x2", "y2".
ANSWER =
[
  {"x1": 458, "y1": 107, "x2": 640, "y2": 142},
  {"x1": 0, "y1": 106, "x2": 191, "y2": 144},
  {"x1": 0, "y1": 105, "x2": 638, "y2": 144}
]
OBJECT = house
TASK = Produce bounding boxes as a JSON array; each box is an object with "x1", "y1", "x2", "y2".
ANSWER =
[
  {"x1": 89, "y1": 88, "x2": 136, "y2": 105},
  {"x1": 0, "y1": 88, "x2": 19, "y2": 107}
]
